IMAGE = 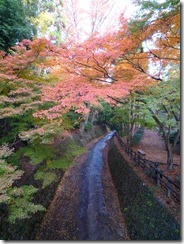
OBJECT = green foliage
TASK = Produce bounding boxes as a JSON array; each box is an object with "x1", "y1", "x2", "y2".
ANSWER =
[
  {"x1": 98, "y1": 98, "x2": 147, "y2": 140},
  {"x1": 146, "y1": 200, "x2": 153, "y2": 207},
  {"x1": 65, "y1": 141, "x2": 86, "y2": 159},
  {"x1": 0, "y1": 0, "x2": 33, "y2": 52},
  {"x1": 21, "y1": 0, "x2": 39, "y2": 36},
  {"x1": 61, "y1": 110, "x2": 81, "y2": 130},
  {"x1": 138, "y1": 78, "x2": 180, "y2": 132},
  {"x1": 34, "y1": 171, "x2": 57, "y2": 188},
  {"x1": 0, "y1": 159, "x2": 23, "y2": 203},
  {"x1": 6, "y1": 146, "x2": 25, "y2": 167},
  {"x1": 23, "y1": 0, "x2": 65, "y2": 41},
  {"x1": 97, "y1": 101, "x2": 113, "y2": 126},
  {"x1": 7, "y1": 185, "x2": 45, "y2": 223},
  {"x1": 47, "y1": 158, "x2": 72, "y2": 170},
  {"x1": 109, "y1": 105, "x2": 130, "y2": 131},
  {"x1": 47, "y1": 141, "x2": 86, "y2": 169},
  {"x1": 123, "y1": 207, "x2": 128, "y2": 212},
  {"x1": 97, "y1": 101, "x2": 124, "y2": 131},
  {"x1": 132, "y1": 127, "x2": 144, "y2": 145},
  {"x1": 84, "y1": 121, "x2": 92, "y2": 131},
  {"x1": 138, "y1": 115, "x2": 156, "y2": 129},
  {"x1": 0, "y1": 144, "x2": 23, "y2": 203},
  {"x1": 9, "y1": 135, "x2": 85, "y2": 194},
  {"x1": 21, "y1": 132, "x2": 85, "y2": 164},
  {"x1": 169, "y1": 131, "x2": 180, "y2": 145},
  {"x1": 9, "y1": 130, "x2": 85, "y2": 171},
  {"x1": 0, "y1": 79, "x2": 16, "y2": 96},
  {"x1": 130, "y1": 0, "x2": 180, "y2": 32},
  {"x1": 0, "y1": 145, "x2": 45, "y2": 223},
  {"x1": 23, "y1": 140, "x2": 54, "y2": 165},
  {"x1": 0, "y1": 113, "x2": 35, "y2": 145}
]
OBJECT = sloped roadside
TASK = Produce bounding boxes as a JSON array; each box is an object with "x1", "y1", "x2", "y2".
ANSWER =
[
  {"x1": 35, "y1": 135, "x2": 99, "y2": 240},
  {"x1": 108, "y1": 135, "x2": 180, "y2": 240},
  {"x1": 36, "y1": 133, "x2": 128, "y2": 240},
  {"x1": 131, "y1": 128, "x2": 180, "y2": 181},
  {"x1": 132, "y1": 128, "x2": 180, "y2": 165},
  {"x1": 117, "y1": 133, "x2": 180, "y2": 223}
]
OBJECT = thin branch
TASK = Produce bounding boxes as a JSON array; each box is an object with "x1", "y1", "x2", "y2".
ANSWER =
[{"x1": 107, "y1": 95, "x2": 128, "y2": 103}]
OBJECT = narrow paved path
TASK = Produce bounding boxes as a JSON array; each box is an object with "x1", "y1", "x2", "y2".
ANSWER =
[{"x1": 36, "y1": 132, "x2": 128, "y2": 240}]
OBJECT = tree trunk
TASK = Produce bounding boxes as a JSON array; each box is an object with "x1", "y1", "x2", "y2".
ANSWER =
[
  {"x1": 150, "y1": 113, "x2": 175, "y2": 170},
  {"x1": 79, "y1": 112, "x2": 90, "y2": 135},
  {"x1": 79, "y1": 103, "x2": 90, "y2": 135},
  {"x1": 126, "y1": 98, "x2": 134, "y2": 146},
  {"x1": 165, "y1": 134, "x2": 174, "y2": 170},
  {"x1": 167, "y1": 146, "x2": 174, "y2": 170},
  {"x1": 126, "y1": 124, "x2": 132, "y2": 146},
  {"x1": 90, "y1": 109, "x2": 98, "y2": 125}
]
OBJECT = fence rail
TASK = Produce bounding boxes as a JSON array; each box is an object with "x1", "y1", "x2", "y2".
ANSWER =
[{"x1": 114, "y1": 132, "x2": 180, "y2": 205}]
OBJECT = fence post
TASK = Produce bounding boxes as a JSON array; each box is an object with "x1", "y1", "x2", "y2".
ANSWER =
[
  {"x1": 143, "y1": 159, "x2": 147, "y2": 172},
  {"x1": 167, "y1": 178, "x2": 171, "y2": 197}
]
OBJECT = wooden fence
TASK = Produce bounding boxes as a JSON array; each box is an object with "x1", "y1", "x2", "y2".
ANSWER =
[{"x1": 114, "y1": 133, "x2": 180, "y2": 205}]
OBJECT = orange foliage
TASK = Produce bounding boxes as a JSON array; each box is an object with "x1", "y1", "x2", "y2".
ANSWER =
[
  {"x1": 0, "y1": 9, "x2": 179, "y2": 123},
  {"x1": 34, "y1": 26, "x2": 156, "y2": 120}
]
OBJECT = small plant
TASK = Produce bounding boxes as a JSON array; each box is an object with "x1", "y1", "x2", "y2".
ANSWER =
[
  {"x1": 47, "y1": 141, "x2": 86, "y2": 170},
  {"x1": 84, "y1": 121, "x2": 92, "y2": 131},
  {"x1": 146, "y1": 200, "x2": 153, "y2": 207},
  {"x1": 132, "y1": 127, "x2": 144, "y2": 145},
  {"x1": 34, "y1": 171, "x2": 57, "y2": 188},
  {"x1": 47, "y1": 158, "x2": 72, "y2": 170},
  {"x1": 123, "y1": 207, "x2": 128, "y2": 212}
]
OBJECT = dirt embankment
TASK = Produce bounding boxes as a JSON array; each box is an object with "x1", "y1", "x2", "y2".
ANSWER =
[
  {"x1": 131, "y1": 129, "x2": 180, "y2": 179},
  {"x1": 1, "y1": 125, "x2": 108, "y2": 240}
]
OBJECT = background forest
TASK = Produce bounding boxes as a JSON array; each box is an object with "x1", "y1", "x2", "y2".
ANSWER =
[{"x1": 0, "y1": 0, "x2": 180, "y2": 236}]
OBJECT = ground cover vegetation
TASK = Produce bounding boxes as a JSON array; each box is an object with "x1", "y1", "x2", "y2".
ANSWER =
[{"x1": 0, "y1": 0, "x2": 180, "y2": 233}]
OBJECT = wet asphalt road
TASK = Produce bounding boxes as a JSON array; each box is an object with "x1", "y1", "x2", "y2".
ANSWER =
[{"x1": 77, "y1": 131, "x2": 124, "y2": 240}]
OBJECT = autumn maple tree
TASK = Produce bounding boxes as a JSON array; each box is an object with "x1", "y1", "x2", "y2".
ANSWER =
[
  {"x1": 34, "y1": 24, "x2": 156, "y2": 123},
  {"x1": 127, "y1": 0, "x2": 180, "y2": 80},
  {"x1": 0, "y1": 38, "x2": 56, "y2": 223}
]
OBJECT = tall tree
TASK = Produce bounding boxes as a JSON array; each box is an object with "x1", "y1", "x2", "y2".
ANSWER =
[
  {"x1": 135, "y1": 78, "x2": 180, "y2": 170},
  {"x1": 0, "y1": 0, "x2": 33, "y2": 52},
  {"x1": 24, "y1": 0, "x2": 65, "y2": 42},
  {"x1": 123, "y1": 0, "x2": 180, "y2": 81},
  {"x1": 123, "y1": 0, "x2": 180, "y2": 169},
  {"x1": 62, "y1": 0, "x2": 122, "y2": 41},
  {"x1": 87, "y1": 0, "x2": 116, "y2": 35}
]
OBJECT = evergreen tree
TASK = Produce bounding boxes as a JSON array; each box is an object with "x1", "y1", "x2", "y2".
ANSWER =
[{"x1": 0, "y1": 0, "x2": 33, "y2": 52}]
